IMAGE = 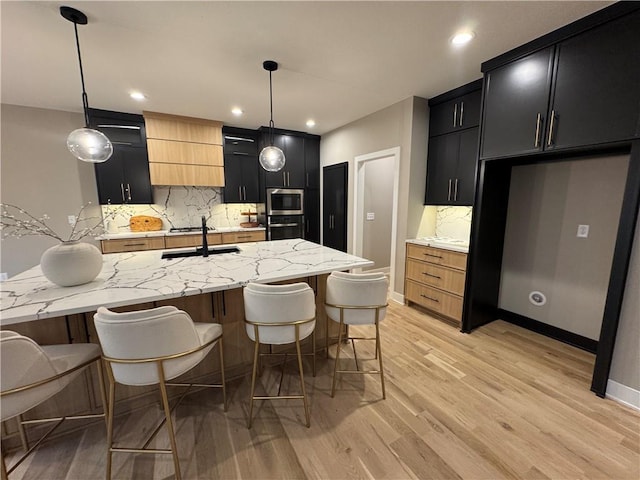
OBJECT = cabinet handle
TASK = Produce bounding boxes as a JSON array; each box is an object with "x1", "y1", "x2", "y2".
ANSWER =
[
  {"x1": 287, "y1": 172, "x2": 291, "y2": 186},
  {"x1": 453, "y1": 103, "x2": 458, "y2": 127},
  {"x1": 459, "y1": 101, "x2": 464, "y2": 127},
  {"x1": 534, "y1": 113, "x2": 542, "y2": 148},
  {"x1": 547, "y1": 110, "x2": 556, "y2": 146},
  {"x1": 239, "y1": 186, "x2": 242, "y2": 199},
  {"x1": 447, "y1": 179, "x2": 452, "y2": 202},
  {"x1": 232, "y1": 152, "x2": 249, "y2": 156},
  {"x1": 120, "y1": 183, "x2": 125, "y2": 202},
  {"x1": 124, "y1": 242, "x2": 146, "y2": 247},
  {"x1": 454, "y1": 179, "x2": 459, "y2": 202},
  {"x1": 243, "y1": 186, "x2": 246, "y2": 200},
  {"x1": 420, "y1": 294, "x2": 440, "y2": 303},
  {"x1": 424, "y1": 253, "x2": 443, "y2": 259},
  {"x1": 306, "y1": 172, "x2": 309, "y2": 187},
  {"x1": 306, "y1": 219, "x2": 309, "y2": 233},
  {"x1": 422, "y1": 272, "x2": 441, "y2": 279},
  {"x1": 127, "y1": 184, "x2": 132, "y2": 202},
  {"x1": 283, "y1": 171, "x2": 287, "y2": 186}
]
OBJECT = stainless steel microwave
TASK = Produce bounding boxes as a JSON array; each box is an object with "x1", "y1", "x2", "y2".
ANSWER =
[{"x1": 266, "y1": 188, "x2": 304, "y2": 215}]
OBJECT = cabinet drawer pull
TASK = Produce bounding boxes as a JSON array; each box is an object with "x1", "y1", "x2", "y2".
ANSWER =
[
  {"x1": 454, "y1": 179, "x2": 459, "y2": 202},
  {"x1": 126, "y1": 184, "x2": 132, "y2": 202},
  {"x1": 424, "y1": 253, "x2": 443, "y2": 259},
  {"x1": 447, "y1": 179, "x2": 452, "y2": 201},
  {"x1": 232, "y1": 152, "x2": 249, "y2": 156},
  {"x1": 120, "y1": 183, "x2": 125, "y2": 202},
  {"x1": 124, "y1": 242, "x2": 146, "y2": 247},
  {"x1": 422, "y1": 272, "x2": 441, "y2": 279},
  {"x1": 459, "y1": 101, "x2": 464, "y2": 127},
  {"x1": 420, "y1": 294, "x2": 440, "y2": 303},
  {"x1": 534, "y1": 113, "x2": 542, "y2": 147},
  {"x1": 243, "y1": 186, "x2": 246, "y2": 200},
  {"x1": 453, "y1": 103, "x2": 458, "y2": 127},
  {"x1": 547, "y1": 110, "x2": 556, "y2": 146}
]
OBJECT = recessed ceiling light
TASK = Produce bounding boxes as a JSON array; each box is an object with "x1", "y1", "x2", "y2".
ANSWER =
[
  {"x1": 232, "y1": 107, "x2": 243, "y2": 116},
  {"x1": 130, "y1": 92, "x2": 146, "y2": 101},
  {"x1": 451, "y1": 31, "x2": 475, "y2": 46},
  {"x1": 306, "y1": 119, "x2": 316, "y2": 128}
]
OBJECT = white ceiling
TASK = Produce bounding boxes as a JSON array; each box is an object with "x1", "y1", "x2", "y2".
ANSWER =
[{"x1": 1, "y1": 1, "x2": 612, "y2": 135}]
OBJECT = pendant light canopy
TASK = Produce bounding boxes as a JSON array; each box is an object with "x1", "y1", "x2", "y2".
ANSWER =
[
  {"x1": 259, "y1": 60, "x2": 286, "y2": 172},
  {"x1": 60, "y1": 6, "x2": 113, "y2": 163}
]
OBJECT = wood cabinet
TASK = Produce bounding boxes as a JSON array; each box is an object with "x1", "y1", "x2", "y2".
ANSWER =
[
  {"x1": 143, "y1": 111, "x2": 224, "y2": 187},
  {"x1": 164, "y1": 234, "x2": 222, "y2": 249},
  {"x1": 89, "y1": 109, "x2": 153, "y2": 205},
  {"x1": 222, "y1": 128, "x2": 260, "y2": 203},
  {"x1": 221, "y1": 230, "x2": 265, "y2": 244},
  {"x1": 480, "y1": 9, "x2": 640, "y2": 160},
  {"x1": 323, "y1": 162, "x2": 348, "y2": 252},
  {"x1": 404, "y1": 243, "x2": 467, "y2": 323},
  {"x1": 425, "y1": 80, "x2": 481, "y2": 206},
  {"x1": 101, "y1": 237, "x2": 165, "y2": 254}
]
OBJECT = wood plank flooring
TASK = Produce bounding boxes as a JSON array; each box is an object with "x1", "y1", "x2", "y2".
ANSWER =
[{"x1": 5, "y1": 301, "x2": 639, "y2": 479}]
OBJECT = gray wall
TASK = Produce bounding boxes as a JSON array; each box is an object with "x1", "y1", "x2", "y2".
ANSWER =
[
  {"x1": 320, "y1": 96, "x2": 429, "y2": 295},
  {"x1": 362, "y1": 156, "x2": 394, "y2": 271},
  {"x1": 499, "y1": 155, "x2": 629, "y2": 340},
  {"x1": 1, "y1": 104, "x2": 99, "y2": 278}
]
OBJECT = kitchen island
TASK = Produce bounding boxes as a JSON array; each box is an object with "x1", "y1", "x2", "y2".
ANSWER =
[{"x1": 0, "y1": 239, "x2": 373, "y2": 445}]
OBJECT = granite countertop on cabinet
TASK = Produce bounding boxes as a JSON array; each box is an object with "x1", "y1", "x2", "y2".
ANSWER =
[
  {"x1": 406, "y1": 237, "x2": 469, "y2": 253},
  {"x1": 0, "y1": 239, "x2": 373, "y2": 326},
  {"x1": 97, "y1": 226, "x2": 266, "y2": 240}
]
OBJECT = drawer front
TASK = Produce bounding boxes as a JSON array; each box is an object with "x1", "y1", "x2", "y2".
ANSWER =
[
  {"x1": 221, "y1": 231, "x2": 265, "y2": 244},
  {"x1": 149, "y1": 163, "x2": 225, "y2": 187},
  {"x1": 405, "y1": 280, "x2": 463, "y2": 322},
  {"x1": 164, "y1": 234, "x2": 222, "y2": 249},
  {"x1": 406, "y1": 243, "x2": 467, "y2": 271},
  {"x1": 101, "y1": 237, "x2": 165, "y2": 254},
  {"x1": 406, "y1": 259, "x2": 466, "y2": 296}
]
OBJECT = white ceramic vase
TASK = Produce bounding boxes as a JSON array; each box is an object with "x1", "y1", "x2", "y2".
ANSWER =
[{"x1": 40, "y1": 241, "x2": 103, "y2": 287}]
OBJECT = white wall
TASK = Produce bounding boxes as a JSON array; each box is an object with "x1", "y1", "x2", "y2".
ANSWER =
[
  {"x1": 320, "y1": 96, "x2": 429, "y2": 295},
  {"x1": 1, "y1": 104, "x2": 100, "y2": 278}
]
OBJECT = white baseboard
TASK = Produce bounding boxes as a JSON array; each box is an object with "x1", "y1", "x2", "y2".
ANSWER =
[
  {"x1": 390, "y1": 291, "x2": 404, "y2": 304},
  {"x1": 606, "y1": 380, "x2": 640, "y2": 411}
]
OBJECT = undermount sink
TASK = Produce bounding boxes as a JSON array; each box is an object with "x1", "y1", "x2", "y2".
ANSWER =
[{"x1": 161, "y1": 246, "x2": 240, "y2": 259}]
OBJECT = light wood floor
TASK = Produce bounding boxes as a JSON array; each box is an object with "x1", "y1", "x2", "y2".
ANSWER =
[{"x1": 6, "y1": 301, "x2": 639, "y2": 479}]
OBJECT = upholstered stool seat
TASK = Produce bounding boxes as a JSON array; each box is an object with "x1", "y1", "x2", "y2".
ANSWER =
[
  {"x1": 325, "y1": 271, "x2": 389, "y2": 398},
  {"x1": 94, "y1": 305, "x2": 226, "y2": 480},
  {"x1": 243, "y1": 282, "x2": 316, "y2": 428},
  {"x1": 1, "y1": 331, "x2": 106, "y2": 479}
]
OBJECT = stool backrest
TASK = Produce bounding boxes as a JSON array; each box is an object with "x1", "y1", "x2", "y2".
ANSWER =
[
  {"x1": 325, "y1": 271, "x2": 388, "y2": 325},
  {"x1": 94, "y1": 306, "x2": 203, "y2": 386},
  {"x1": 0, "y1": 331, "x2": 63, "y2": 421},
  {"x1": 243, "y1": 282, "x2": 316, "y2": 345}
]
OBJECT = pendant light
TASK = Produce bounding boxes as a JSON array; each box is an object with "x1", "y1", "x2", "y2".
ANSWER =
[
  {"x1": 60, "y1": 6, "x2": 113, "y2": 163},
  {"x1": 259, "y1": 60, "x2": 286, "y2": 172}
]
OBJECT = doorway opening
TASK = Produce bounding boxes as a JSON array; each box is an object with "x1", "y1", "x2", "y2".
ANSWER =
[{"x1": 353, "y1": 147, "x2": 400, "y2": 284}]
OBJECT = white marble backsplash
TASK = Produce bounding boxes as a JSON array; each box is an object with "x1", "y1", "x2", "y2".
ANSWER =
[
  {"x1": 434, "y1": 206, "x2": 473, "y2": 240},
  {"x1": 102, "y1": 187, "x2": 257, "y2": 233}
]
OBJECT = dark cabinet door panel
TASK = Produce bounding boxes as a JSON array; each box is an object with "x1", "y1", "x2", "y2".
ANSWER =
[
  {"x1": 550, "y1": 10, "x2": 640, "y2": 149},
  {"x1": 455, "y1": 128, "x2": 480, "y2": 205},
  {"x1": 94, "y1": 150, "x2": 127, "y2": 205},
  {"x1": 481, "y1": 47, "x2": 554, "y2": 159},
  {"x1": 304, "y1": 136, "x2": 320, "y2": 188},
  {"x1": 122, "y1": 146, "x2": 153, "y2": 204},
  {"x1": 304, "y1": 188, "x2": 320, "y2": 243},
  {"x1": 323, "y1": 163, "x2": 348, "y2": 252},
  {"x1": 223, "y1": 154, "x2": 244, "y2": 202},
  {"x1": 425, "y1": 134, "x2": 459, "y2": 205}
]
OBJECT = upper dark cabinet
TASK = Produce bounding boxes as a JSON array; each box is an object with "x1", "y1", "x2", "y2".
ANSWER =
[
  {"x1": 429, "y1": 88, "x2": 482, "y2": 137},
  {"x1": 223, "y1": 128, "x2": 260, "y2": 203},
  {"x1": 89, "y1": 109, "x2": 153, "y2": 205},
  {"x1": 304, "y1": 136, "x2": 320, "y2": 188},
  {"x1": 480, "y1": 8, "x2": 640, "y2": 160}
]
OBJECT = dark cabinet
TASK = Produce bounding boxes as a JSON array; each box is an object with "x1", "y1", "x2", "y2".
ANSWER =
[
  {"x1": 89, "y1": 109, "x2": 153, "y2": 205},
  {"x1": 425, "y1": 80, "x2": 481, "y2": 206},
  {"x1": 481, "y1": 9, "x2": 640, "y2": 159},
  {"x1": 304, "y1": 136, "x2": 320, "y2": 188},
  {"x1": 261, "y1": 133, "x2": 306, "y2": 188},
  {"x1": 94, "y1": 146, "x2": 153, "y2": 205},
  {"x1": 429, "y1": 89, "x2": 482, "y2": 137},
  {"x1": 304, "y1": 188, "x2": 320, "y2": 243},
  {"x1": 425, "y1": 128, "x2": 478, "y2": 205},
  {"x1": 223, "y1": 128, "x2": 259, "y2": 203},
  {"x1": 323, "y1": 163, "x2": 348, "y2": 252}
]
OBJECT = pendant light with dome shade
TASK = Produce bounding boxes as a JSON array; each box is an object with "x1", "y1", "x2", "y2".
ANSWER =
[
  {"x1": 60, "y1": 6, "x2": 113, "y2": 163},
  {"x1": 259, "y1": 60, "x2": 286, "y2": 172}
]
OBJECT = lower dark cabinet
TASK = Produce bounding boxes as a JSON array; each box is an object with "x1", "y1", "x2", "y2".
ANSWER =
[
  {"x1": 94, "y1": 145, "x2": 153, "y2": 205},
  {"x1": 304, "y1": 187, "x2": 320, "y2": 243},
  {"x1": 323, "y1": 163, "x2": 348, "y2": 252},
  {"x1": 425, "y1": 127, "x2": 478, "y2": 206}
]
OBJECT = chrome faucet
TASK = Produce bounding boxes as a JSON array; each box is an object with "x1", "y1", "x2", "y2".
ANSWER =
[{"x1": 201, "y1": 215, "x2": 209, "y2": 257}]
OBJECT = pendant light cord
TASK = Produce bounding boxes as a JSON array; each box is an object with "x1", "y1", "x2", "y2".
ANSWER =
[
  {"x1": 73, "y1": 22, "x2": 90, "y2": 128},
  {"x1": 269, "y1": 70, "x2": 274, "y2": 145}
]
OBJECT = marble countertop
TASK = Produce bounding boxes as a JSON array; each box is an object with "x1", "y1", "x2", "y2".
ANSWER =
[
  {"x1": 406, "y1": 237, "x2": 469, "y2": 253},
  {"x1": 0, "y1": 239, "x2": 373, "y2": 326},
  {"x1": 97, "y1": 226, "x2": 265, "y2": 240}
]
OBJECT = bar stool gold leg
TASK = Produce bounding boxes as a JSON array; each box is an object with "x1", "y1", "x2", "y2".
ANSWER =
[
  {"x1": 295, "y1": 329, "x2": 310, "y2": 428},
  {"x1": 105, "y1": 365, "x2": 116, "y2": 480},
  {"x1": 248, "y1": 327, "x2": 260, "y2": 429},
  {"x1": 331, "y1": 316, "x2": 345, "y2": 398},
  {"x1": 376, "y1": 319, "x2": 386, "y2": 399},
  {"x1": 157, "y1": 363, "x2": 181, "y2": 480},
  {"x1": 1, "y1": 454, "x2": 8, "y2": 480},
  {"x1": 95, "y1": 359, "x2": 109, "y2": 429},
  {"x1": 218, "y1": 337, "x2": 227, "y2": 412},
  {"x1": 16, "y1": 415, "x2": 28, "y2": 452}
]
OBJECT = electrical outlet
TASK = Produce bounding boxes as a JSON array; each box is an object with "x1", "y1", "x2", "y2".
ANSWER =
[
  {"x1": 366, "y1": 212, "x2": 375, "y2": 221},
  {"x1": 68, "y1": 215, "x2": 76, "y2": 225},
  {"x1": 0, "y1": 272, "x2": 7, "y2": 282},
  {"x1": 577, "y1": 224, "x2": 589, "y2": 238}
]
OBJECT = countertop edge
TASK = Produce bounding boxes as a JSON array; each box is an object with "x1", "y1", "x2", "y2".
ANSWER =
[{"x1": 406, "y1": 239, "x2": 469, "y2": 254}]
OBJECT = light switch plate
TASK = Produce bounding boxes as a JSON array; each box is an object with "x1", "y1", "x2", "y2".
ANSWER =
[
  {"x1": 577, "y1": 224, "x2": 589, "y2": 238},
  {"x1": 366, "y1": 212, "x2": 375, "y2": 221}
]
